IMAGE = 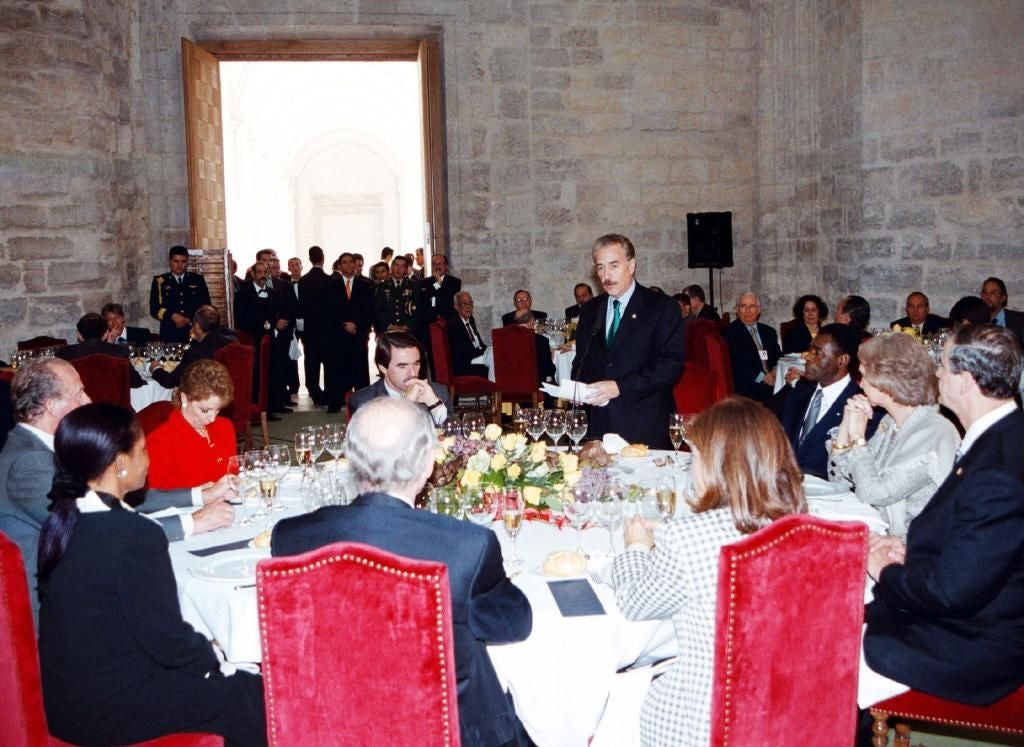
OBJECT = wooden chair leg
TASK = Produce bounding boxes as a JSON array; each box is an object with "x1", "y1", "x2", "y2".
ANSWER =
[
  {"x1": 244, "y1": 421, "x2": 254, "y2": 451},
  {"x1": 869, "y1": 709, "x2": 890, "y2": 747},
  {"x1": 260, "y1": 411, "x2": 271, "y2": 447},
  {"x1": 893, "y1": 723, "x2": 911, "y2": 745}
]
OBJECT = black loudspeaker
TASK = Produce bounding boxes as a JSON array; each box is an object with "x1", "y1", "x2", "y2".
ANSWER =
[{"x1": 686, "y1": 211, "x2": 733, "y2": 269}]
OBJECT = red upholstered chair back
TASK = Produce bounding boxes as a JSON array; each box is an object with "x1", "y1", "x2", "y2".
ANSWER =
[
  {"x1": 233, "y1": 329, "x2": 254, "y2": 347},
  {"x1": 684, "y1": 319, "x2": 717, "y2": 366},
  {"x1": 704, "y1": 333, "x2": 734, "y2": 397},
  {"x1": 137, "y1": 401, "x2": 177, "y2": 436},
  {"x1": 709, "y1": 514, "x2": 867, "y2": 745},
  {"x1": 0, "y1": 532, "x2": 222, "y2": 747},
  {"x1": 672, "y1": 363, "x2": 719, "y2": 415},
  {"x1": 69, "y1": 354, "x2": 131, "y2": 408},
  {"x1": 779, "y1": 318, "x2": 799, "y2": 343},
  {"x1": 872, "y1": 686, "x2": 1024, "y2": 742},
  {"x1": 491, "y1": 326, "x2": 538, "y2": 399},
  {"x1": 16, "y1": 336, "x2": 66, "y2": 352},
  {"x1": 257, "y1": 542, "x2": 460, "y2": 747},
  {"x1": 213, "y1": 343, "x2": 254, "y2": 434},
  {"x1": 429, "y1": 319, "x2": 453, "y2": 386}
]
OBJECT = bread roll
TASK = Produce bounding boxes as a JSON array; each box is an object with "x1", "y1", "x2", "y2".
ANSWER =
[
  {"x1": 252, "y1": 530, "x2": 272, "y2": 549},
  {"x1": 542, "y1": 550, "x2": 587, "y2": 577},
  {"x1": 620, "y1": 443, "x2": 648, "y2": 458}
]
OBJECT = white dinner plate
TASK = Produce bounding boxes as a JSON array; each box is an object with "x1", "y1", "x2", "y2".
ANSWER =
[
  {"x1": 802, "y1": 477, "x2": 849, "y2": 501},
  {"x1": 189, "y1": 549, "x2": 268, "y2": 583}
]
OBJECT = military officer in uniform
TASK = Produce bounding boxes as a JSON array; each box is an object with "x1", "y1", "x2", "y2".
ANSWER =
[
  {"x1": 373, "y1": 255, "x2": 422, "y2": 335},
  {"x1": 149, "y1": 245, "x2": 211, "y2": 343}
]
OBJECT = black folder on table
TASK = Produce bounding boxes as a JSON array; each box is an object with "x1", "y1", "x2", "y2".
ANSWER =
[{"x1": 547, "y1": 579, "x2": 606, "y2": 617}]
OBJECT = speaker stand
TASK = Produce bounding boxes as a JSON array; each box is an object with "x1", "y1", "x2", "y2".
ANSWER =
[{"x1": 707, "y1": 267, "x2": 716, "y2": 312}]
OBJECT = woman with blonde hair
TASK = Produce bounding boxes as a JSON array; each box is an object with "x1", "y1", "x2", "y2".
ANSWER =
[
  {"x1": 613, "y1": 397, "x2": 807, "y2": 746},
  {"x1": 828, "y1": 332, "x2": 960, "y2": 539}
]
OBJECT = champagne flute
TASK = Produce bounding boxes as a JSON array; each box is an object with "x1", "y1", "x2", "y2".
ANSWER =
[
  {"x1": 524, "y1": 409, "x2": 546, "y2": 444},
  {"x1": 293, "y1": 431, "x2": 313, "y2": 471},
  {"x1": 256, "y1": 449, "x2": 279, "y2": 517},
  {"x1": 324, "y1": 424, "x2": 346, "y2": 473},
  {"x1": 227, "y1": 455, "x2": 250, "y2": 527},
  {"x1": 597, "y1": 487, "x2": 624, "y2": 554},
  {"x1": 668, "y1": 413, "x2": 685, "y2": 451},
  {"x1": 546, "y1": 409, "x2": 567, "y2": 449},
  {"x1": 462, "y1": 412, "x2": 486, "y2": 439},
  {"x1": 501, "y1": 488, "x2": 524, "y2": 573},
  {"x1": 566, "y1": 409, "x2": 588, "y2": 453},
  {"x1": 565, "y1": 485, "x2": 594, "y2": 557}
]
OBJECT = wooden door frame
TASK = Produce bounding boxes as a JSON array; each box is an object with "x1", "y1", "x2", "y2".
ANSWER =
[{"x1": 186, "y1": 37, "x2": 449, "y2": 258}]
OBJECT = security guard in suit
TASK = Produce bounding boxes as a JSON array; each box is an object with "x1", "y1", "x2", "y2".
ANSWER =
[{"x1": 150, "y1": 245, "x2": 211, "y2": 342}]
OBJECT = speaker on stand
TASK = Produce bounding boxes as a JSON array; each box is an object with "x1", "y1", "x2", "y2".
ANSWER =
[{"x1": 686, "y1": 211, "x2": 733, "y2": 313}]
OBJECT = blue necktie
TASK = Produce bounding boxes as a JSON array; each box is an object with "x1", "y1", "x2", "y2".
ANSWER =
[{"x1": 607, "y1": 299, "x2": 621, "y2": 345}]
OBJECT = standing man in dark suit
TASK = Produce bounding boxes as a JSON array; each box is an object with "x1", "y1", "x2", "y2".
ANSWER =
[
  {"x1": 572, "y1": 234, "x2": 685, "y2": 448},
  {"x1": 56, "y1": 313, "x2": 146, "y2": 389},
  {"x1": 149, "y1": 245, "x2": 211, "y2": 343},
  {"x1": 272, "y1": 396, "x2": 532, "y2": 747},
  {"x1": 419, "y1": 254, "x2": 462, "y2": 322},
  {"x1": 981, "y1": 276, "x2": 1024, "y2": 343},
  {"x1": 100, "y1": 303, "x2": 150, "y2": 346},
  {"x1": 150, "y1": 305, "x2": 237, "y2": 390},
  {"x1": 564, "y1": 283, "x2": 593, "y2": 321},
  {"x1": 889, "y1": 291, "x2": 951, "y2": 334},
  {"x1": 297, "y1": 246, "x2": 333, "y2": 405},
  {"x1": 723, "y1": 292, "x2": 781, "y2": 402},
  {"x1": 862, "y1": 324, "x2": 1024, "y2": 711},
  {"x1": 778, "y1": 323, "x2": 877, "y2": 478},
  {"x1": 324, "y1": 252, "x2": 374, "y2": 414},
  {"x1": 348, "y1": 332, "x2": 451, "y2": 425},
  {"x1": 234, "y1": 260, "x2": 287, "y2": 414},
  {"x1": 258, "y1": 249, "x2": 295, "y2": 413},
  {"x1": 448, "y1": 291, "x2": 490, "y2": 378}
]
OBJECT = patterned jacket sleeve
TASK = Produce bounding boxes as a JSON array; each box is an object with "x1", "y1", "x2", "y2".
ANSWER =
[{"x1": 613, "y1": 522, "x2": 693, "y2": 622}]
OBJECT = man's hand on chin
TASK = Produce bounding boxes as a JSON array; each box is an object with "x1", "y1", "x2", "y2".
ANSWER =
[
  {"x1": 403, "y1": 379, "x2": 439, "y2": 407},
  {"x1": 584, "y1": 380, "x2": 620, "y2": 407}
]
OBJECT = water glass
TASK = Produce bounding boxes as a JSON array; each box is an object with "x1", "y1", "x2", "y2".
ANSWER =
[
  {"x1": 565, "y1": 486, "x2": 594, "y2": 556},
  {"x1": 227, "y1": 455, "x2": 250, "y2": 526},
  {"x1": 566, "y1": 409, "x2": 588, "y2": 452},
  {"x1": 300, "y1": 464, "x2": 333, "y2": 512},
  {"x1": 546, "y1": 409, "x2": 567, "y2": 449},
  {"x1": 441, "y1": 416, "x2": 463, "y2": 439},
  {"x1": 245, "y1": 450, "x2": 270, "y2": 521},
  {"x1": 462, "y1": 412, "x2": 486, "y2": 438},
  {"x1": 596, "y1": 488, "x2": 624, "y2": 554},
  {"x1": 524, "y1": 408, "x2": 546, "y2": 444},
  {"x1": 324, "y1": 424, "x2": 346, "y2": 471},
  {"x1": 265, "y1": 444, "x2": 291, "y2": 511}
]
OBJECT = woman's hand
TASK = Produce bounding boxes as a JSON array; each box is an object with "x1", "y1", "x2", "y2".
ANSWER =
[
  {"x1": 622, "y1": 516, "x2": 655, "y2": 550},
  {"x1": 841, "y1": 393, "x2": 873, "y2": 441},
  {"x1": 867, "y1": 533, "x2": 905, "y2": 580}
]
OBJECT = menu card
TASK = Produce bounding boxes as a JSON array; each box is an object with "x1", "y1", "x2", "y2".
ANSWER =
[{"x1": 547, "y1": 579, "x2": 606, "y2": 617}]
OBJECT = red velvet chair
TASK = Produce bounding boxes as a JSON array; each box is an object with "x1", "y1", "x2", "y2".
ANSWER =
[
  {"x1": 703, "y1": 332, "x2": 734, "y2": 398},
  {"x1": 0, "y1": 531, "x2": 223, "y2": 747},
  {"x1": 870, "y1": 687, "x2": 1024, "y2": 746},
  {"x1": 708, "y1": 514, "x2": 868, "y2": 745},
  {"x1": 213, "y1": 342, "x2": 259, "y2": 449},
  {"x1": 17, "y1": 336, "x2": 66, "y2": 352},
  {"x1": 137, "y1": 400, "x2": 177, "y2": 436},
  {"x1": 257, "y1": 541, "x2": 460, "y2": 746},
  {"x1": 491, "y1": 326, "x2": 540, "y2": 409},
  {"x1": 68, "y1": 354, "x2": 131, "y2": 409},
  {"x1": 672, "y1": 363, "x2": 720, "y2": 416},
  {"x1": 683, "y1": 319, "x2": 718, "y2": 367},
  {"x1": 429, "y1": 318, "x2": 500, "y2": 422},
  {"x1": 719, "y1": 311, "x2": 731, "y2": 327}
]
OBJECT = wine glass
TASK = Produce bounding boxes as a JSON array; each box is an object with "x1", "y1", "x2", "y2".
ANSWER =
[
  {"x1": 306, "y1": 426, "x2": 327, "y2": 464},
  {"x1": 227, "y1": 455, "x2": 250, "y2": 527},
  {"x1": 441, "y1": 416, "x2": 463, "y2": 439},
  {"x1": 293, "y1": 431, "x2": 313, "y2": 471},
  {"x1": 501, "y1": 488, "x2": 524, "y2": 573},
  {"x1": 462, "y1": 412, "x2": 486, "y2": 438},
  {"x1": 300, "y1": 463, "x2": 332, "y2": 512},
  {"x1": 524, "y1": 409, "x2": 546, "y2": 444},
  {"x1": 546, "y1": 409, "x2": 567, "y2": 449},
  {"x1": 565, "y1": 485, "x2": 594, "y2": 557},
  {"x1": 434, "y1": 487, "x2": 461, "y2": 518},
  {"x1": 566, "y1": 409, "x2": 588, "y2": 453},
  {"x1": 462, "y1": 488, "x2": 495, "y2": 527},
  {"x1": 656, "y1": 477, "x2": 676, "y2": 521},
  {"x1": 596, "y1": 487, "x2": 624, "y2": 554},
  {"x1": 324, "y1": 424, "x2": 346, "y2": 473},
  {"x1": 511, "y1": 405, "x2": 527, "y2": 435},
  {"x1": 265, "y1": 444, "x2": 291, "y2": 511},
  {"x1": 640, "y1": 488, "x2": 661, "y2": 522},
  {"x1": 668, "y1": 413, "x2": 685, "y2": 451},
  {"x1": 246, "y1": 450, "x2": 270, "y2": 522}
]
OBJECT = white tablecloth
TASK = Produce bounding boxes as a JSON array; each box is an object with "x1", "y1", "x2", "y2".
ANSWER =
[{"x1": 130, "y1": 379, "x2": 173, "y2": 411}]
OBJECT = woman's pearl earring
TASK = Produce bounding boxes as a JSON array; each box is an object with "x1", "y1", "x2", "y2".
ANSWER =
[{"x1": 118, "y1": 467, "x2": 128, "y2": 479}]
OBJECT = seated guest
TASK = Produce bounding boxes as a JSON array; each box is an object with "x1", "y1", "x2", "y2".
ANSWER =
[
  {"x1": 889, "y1": 291, "x2": 951, "y2": 334},
  {"x1": 682, "y1": 283, "x2": 720, "y2": 322},
  {"x1": 565, "y1": 282, "x2": 593, "y2": 321},
  {"x1": 779, "y1": 323, "x2": 877, "y2": 478},
  {"x1": 511, "y1": 309, "x2": 557, "y2": 384},
  {"x1": 835, "y1": 294, "x2": 872, "y2": 341},
  {"x1": 723, "y1": 292, "x2": 781, "y2": 402},
  {"x1": 100, "y1": 302, "x2": 151, "y2": 345},
  {"x1": 614, "y1": 397, "x2": 806, "y2": 746},
  {"x1": 501, "y1": 289, "x2": 548, "y2": 326},
  {"x1": 861, "y1": 325, "x2": 1024, "y2": 717},
  {"x1": 672, "y1": 292, "x2": 694, "y2": 322},
  {"x1": 980, "y1": 276, "x2": 1024, "y2": 342},
  {"x1": 272, "y1": 397, "x2": 532, "y2": 747},
  {"x1": 448, "y1": 292, "x2": 489, "y2": 378},
  {"x1": 56, "y1": 312, "x2": 145, "y2": 388},
  {"x1": 146, "y1": 359, "x2": 237, "y2": 490},
  {"x1": 782, "y1": 294, "x2": 828, "y2": 354},
  {"x1": 949, "y1": 295, "x2": 991, "y2": 326},
  {"x1": 151, "y1": 305, "x2": 237, "y2": 389},
  {"x1": 349, "y1": 331, "x2": 452, "y2": 426},
  {"x1": 37, "y1": 404, "x2": 266, "y2": 746},
  {"x1": 828, "y1": 333, "x2": 960, "y2": 539}
]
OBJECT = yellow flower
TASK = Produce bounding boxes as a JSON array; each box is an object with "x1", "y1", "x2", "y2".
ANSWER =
[
  {"x1": 490, "y1": 453, "x2": 508, "y2": 471},
  {"x1": 559, "y1": 453, "x2": 579, "y2": 472},
  {"x1": 891, "y1": 323, "x2": 902, "y2": 332},
  {"x1": 460, "y1": 470, "x2": 481, "y2": 488},
  {"x1": 506, "y1": 464, "x2": 522, "y2": 480},
  {"x1": 484, "y1": 423, "x2": 503, "y2": 441},
  {"x1": 523, "y1": 486, "x2": 542, "y2": 506},
  {"x1": 500, "y1": 433, "x2": 520, "y2": 453},
  {"x1": 564, "y1": 469, "x2": 581, "y2": 486},
  {"x1": 440, "y1": 436, "x2": 455, "y2": 450},
  {"x1": 530, "y1": 442, "x2": 547, "y2": 463}
]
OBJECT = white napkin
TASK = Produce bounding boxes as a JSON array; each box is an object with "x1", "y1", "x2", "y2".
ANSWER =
[
  {"x1": 540, "y1": 379, "x2": 605, "y2": 406},
  {"x1": 602, "y1": 433, "x2": 629, "y2": 454}
]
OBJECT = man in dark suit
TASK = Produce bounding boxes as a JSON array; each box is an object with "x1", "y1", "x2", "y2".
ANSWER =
[
  {"x1": 349, "y1": 332, "x2": 451, "y2": 425},
  {"x1": 571, "y1": 234, "x2": 684, "y2": 448},
  {"x1": 889, "y1": 291, "x2": 951, "y2": 334},
  {"x1": 56, "y1": 313, "x2": 146, "y2": 389},
  {"x1": 149, "y1": 245, "x2": 211, "y2": 343},
  {"x1": 564, "y1": 283, "x2": 593, "y2": 321},
  {"x1": 501, "y1": 290, "x2": 548, "y2": 327},
  {"x1": 778, "y1": 323, "x2": 878, "y2": 477},
  {"x1": 150, "y1": 305, "x2": 237, "y2": 389},
  {"x1": 324, "y1": 252, "x2": 374, "y2": 413},
  {"x1": 682, "y1": 284, "x2": 721, "y2": 322},
  {"x1": 981, "y1": 276, "x2": 1024, "y2": 343},
  {"x1": 419, "y1": 253, "x2": 461, "y2": 322},
  {"x1": 258, "y1": 249, "x2": 296, "y2": 413},
  {"x1": 511, "y1": 309, "x2": 557, "y2": 384},
  {"x1": 297, "y1": 246, "x2": 333, "y2": 405},
  {"x1": 100, "y1": 303, "x2": 151, "y2": 346},
  {"x1": 863, "y1": 324, "x2": 1024, "y2": 710},
  {"x1": 448, "y1": 291, "x2": 489, "y2": 378},
  {"x1": 272, "y1": 396, "x2": 533, "y2": 746},
  {"x1": 234, "y1": 260, "x2": 288, "y2": 413},
  {"x1": 723, "y1": 292, "x2": 781, "y2": 402}
]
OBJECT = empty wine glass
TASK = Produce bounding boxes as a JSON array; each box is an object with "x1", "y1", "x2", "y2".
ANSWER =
[
  {"x1": 324, "y1": 424, "x2": 346, "y2": 472},
  {"x1": 668, "y1": 413, "x2": 685, "y2": 451},
  {"x1": 565, "y1": 485, "x2": 594, "y2": 557},
  {"x1": 546, "y1": 409, "x2": 567, "y2": 449},
  {"x1": 434, "y1": 487, "x2": 461, "y2": 518},
  {"x1": 442, "y1": 416, "x2": 463, "y2": 439},
  {"x1": 300, "y1": 463, "x2": 332, "y2": 512},
  {"x1": 462, "y1": 488, "x2": 494, "y2": 527},
  {"x1": 596, "y1": 487, "x2": 624, "y2": 554},
  {"x1": 566, "y1": 409, "x2": 588, "y2": 453},
  {"x1": 501, "y1": 488, "x2": 524, "y2": 573},
  {"x1": 246, "y1": 450, "x2": 270, "y2": 522},
  {"x1": 462, "y1": 412, "x2": 486, "y2": 438},
  {"x1": 306, "y1": 426, "x2": 327, "y2": 464},
  {"x1": 227, "y1": 455, "x2": 250, "y2": 527},
  {"x1": 265, "y1": 444, "x2": 290, "y2": 511},
  {"x1": 524, "y1": 408, "x2": 546, "y2": 444}
]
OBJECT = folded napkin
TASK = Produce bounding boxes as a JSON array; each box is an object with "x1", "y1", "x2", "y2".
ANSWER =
[
  {"x1": 524, "y1": 507, "x2": 569, "y2": 529},
  {"x1": 189, "y1": 538, "x2": 253, "y2": 557},
  {"x1": 602, "y1": 433, "x2": 629, "y2": 455},
  {"x1": 540, "y1": 379, "x2": 605, "y2": 406},
  {"x1": 547, "y1": 579, "x2": 606, "y2": 617}
]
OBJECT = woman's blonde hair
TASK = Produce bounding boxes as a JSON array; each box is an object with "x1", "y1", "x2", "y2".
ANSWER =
[
  {"x1": 172, "y1": 359, "x2": 234, "y2": 408},
  {"x1": 858, "y1": 333, "x2": 937, "y2": 406},
  {"x1": 687, "y1": 397, "x2": 806, "y2": 533}
]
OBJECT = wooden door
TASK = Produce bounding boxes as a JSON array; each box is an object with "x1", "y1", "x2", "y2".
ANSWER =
[{"x1": 419, "y1": 39, "x2": 448, "y2": 259}]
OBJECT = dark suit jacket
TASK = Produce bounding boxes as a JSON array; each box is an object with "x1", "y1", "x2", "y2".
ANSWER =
[
  {"x1": 723, "y1": 320, "x2": 781, "y2": 402},
  {"x1": 998, "y1": 308, "x2": 1024, "y2": 343},
  {"x1": 348, "y1": 378, "x2": 452, "y2": 416},
  {"x1": 297, "y1": 266, "x2": 333, "y2": 339},
  {"x1": 571, "y1": 284, "x2": 684, "y2": 448},
  {"x1": 233, "y1": 282, "x2": 284, "y2": 342},
  {"x1": 889, "y1": 313, "x2": 952, "y2": 334},
  {"x1": 272, "y1": 492, "x2": 532, "y2": 746},
  {"x1": 448, "y1": 315, "x2": 488, "y2": 376},
  {"x1": 324, "y1": 274, "x2": 374, "y2": 392},
  {"x1": 696, "y1": 305, "x2": 721, "y2": 322},
  {"x1": 151, "y1": 329, "x2": 237, "y2": 389},
  {"x1": 419, "y1": 274, "x2": 462, "y2": 321},
  {"x1": 56, "y1": 340, "x2": 145, "y2": 388},
  {"x1": 501, "y1": 309, "x2": 548, "y2": 326},
  {"x1": 865, "y1": 407, "x2": 1024, "y2": 705},
  {"x1": 565, "y1": 304, "x2": 582, "y2": 321},
  {"x1": 782, "y1": 323, "x2": 812, "y2": 354},
  {"x1": 112, "y1": 326, "x2": 152, "y2": 346}
]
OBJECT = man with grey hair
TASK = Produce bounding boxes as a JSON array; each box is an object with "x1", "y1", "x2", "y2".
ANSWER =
[
  {"x1": 272, "y1": 397, "x2": 533, "y2": 747},
  {"x1": 861, "y1": 324, "x2": 1024, "y2": 721},
  {"x1": 0, "y1": 359, "x2": 235, "y2": 619},
  {"x1": 723, "y1": 291, "x2": 781, "y2": 402}
]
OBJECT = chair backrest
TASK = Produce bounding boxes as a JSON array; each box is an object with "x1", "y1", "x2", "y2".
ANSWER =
[
  {"x1": 233, "y1": 329, "x2": 254, "y2": 347},
  {"x1": 429, "y1": 319, "x2": 454, "y2": 386},
  {"x1": 709, "y1": 514, "x2": 867, "y2": 745},
  {"x1": 704, "y1": 333, "x2": 734, "y2": 397},
  {"x1": 258, "y1": 541, "x2": 460, "y2": 747},
  {"x1": 69, "y1": 354, "x2": 131, "y2": 408},
  {"x1": 17, "y1": 336, "x2": 66, "y2": 352},
  {"x1": 491, "y1": 326, "x2": 538, "y2": 396},
  {"x1": 672, "y1": 363, "x2": 720, "y2": 415},
  {"x1": 137, "y1": 400, "x2": 178, "y2": 436},
  {"x1": 779, "y1": 318, "x2": 799, "y2": 344},
  {"x1": 213, "y1": 343, "x2": 255, "y2": 433},
  {"x1": 685, "y1": 319, "x2": 718, "y2": 367}
]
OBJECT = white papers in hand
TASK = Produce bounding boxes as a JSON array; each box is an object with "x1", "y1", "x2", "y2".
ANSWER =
[{"x1": 540, "y1": 379, "x2": 606, "y2": 406}]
